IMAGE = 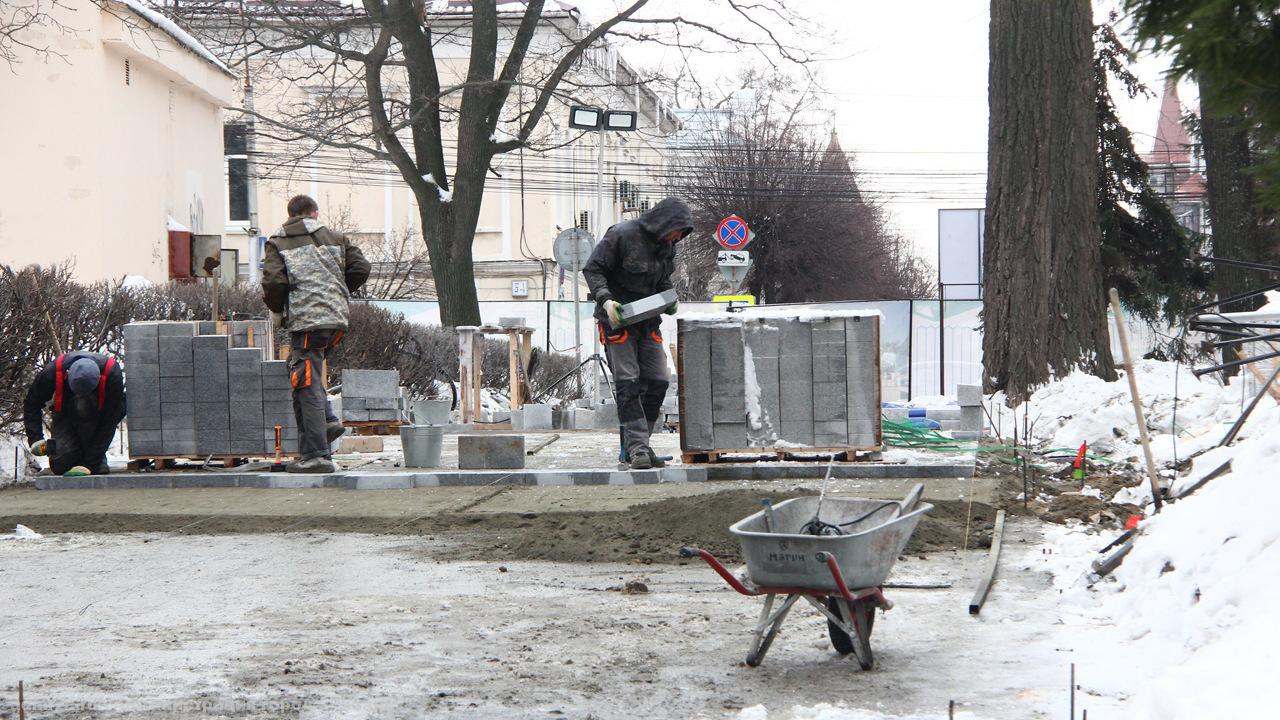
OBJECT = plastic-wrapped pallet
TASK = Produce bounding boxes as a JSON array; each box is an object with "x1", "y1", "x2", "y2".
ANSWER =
[{"x1": 677, "y1": 311, "x2": 882, "y2": 453}]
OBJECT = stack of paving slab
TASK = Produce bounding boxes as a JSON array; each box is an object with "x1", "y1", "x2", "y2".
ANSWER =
[
  {"x1": 340, "y1": 369, "x2": 401, "y2": 423},
  {"x1": 124, "y1": 321, "x2": 297, "y2": 458},
  {"x1": 880, "y1": 384, "x2": 985, "y2": 439},
  {"x1": 678, "y1": 311, "x2": 882, "y2": 452}
]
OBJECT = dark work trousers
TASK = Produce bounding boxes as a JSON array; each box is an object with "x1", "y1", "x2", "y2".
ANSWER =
[
  {"x1": 600, "y1": 322, "x2": 670, "y2": 460},
  {"x1": 289, "y1": 330, "x2": 343, "y2": 461},
  {"x1": 49, "y1": 410, "x2": 111, "y2": 475}
]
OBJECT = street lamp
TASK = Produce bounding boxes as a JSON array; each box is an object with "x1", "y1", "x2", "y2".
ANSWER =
[{"x1": 567, "y1": 105, "x2": 638, "y2": 401}]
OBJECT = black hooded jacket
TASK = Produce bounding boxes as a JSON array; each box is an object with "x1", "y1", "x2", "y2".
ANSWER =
[
  {"x1": 23, "y1": 352, "x2": 127, "y2": 455},
  {"x1": 582, "y1": 197, "x2": 693, "y2": 327}
]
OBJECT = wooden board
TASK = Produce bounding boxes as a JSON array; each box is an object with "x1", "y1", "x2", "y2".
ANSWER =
[
  {"x1": 968, "y1": 509, "x2": 1006, "y2": 615},
  {"x1": 680, "y1": 446, "x2": 881, "y2": 465}
]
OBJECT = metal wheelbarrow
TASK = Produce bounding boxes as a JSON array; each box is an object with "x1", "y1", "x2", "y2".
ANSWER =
[{"x1": 681, "y1": 483, "x2": 931, "y2": 669}]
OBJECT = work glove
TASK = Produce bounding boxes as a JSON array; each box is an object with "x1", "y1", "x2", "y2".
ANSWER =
[
  {"x1": 29, "y1": 439, "x2": 47, "y2": 457},
  {"x1": 64, "y1": 465, "x2": 91, "y2": 477},
  {"x1": 664, "y1": 300, "x2": 679, "y2": 316},
  {"x1": 270, "y1": 311, "x2": 285, "y2": 328},
  {"x1": 604, "y1": 300, "x2": 625, "y2": 329}
]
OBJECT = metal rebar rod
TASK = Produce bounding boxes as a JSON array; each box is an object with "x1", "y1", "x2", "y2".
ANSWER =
[
  {"x1": 1197, "y1": 255, "x2": 1280, "y2": 274},
  {"x1": 1219, "y1": 360, "x2": 1280, "y2": 448},
  {"x1": 1188, "y1": 279, "x2": 1280, "y2": 314},
  {"x1": 1193, "y1": 349, "x2": 1280, "y2": 377},
  {"x1": 1211, "y1": 330, "x2": 1280, "y2": 348}
]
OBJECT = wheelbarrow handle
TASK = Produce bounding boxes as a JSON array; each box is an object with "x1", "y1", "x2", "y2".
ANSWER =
[
  {"x1": 680, "y1": 547, "x2": 759, "y2": 597},
  {"x1": 815, "y1": 551, "x2": 894, "y2": 611}
]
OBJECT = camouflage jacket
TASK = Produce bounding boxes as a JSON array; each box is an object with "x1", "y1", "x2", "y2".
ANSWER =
[{"x1": 262, "y1": 218, "x2": 370, "y2": 332}]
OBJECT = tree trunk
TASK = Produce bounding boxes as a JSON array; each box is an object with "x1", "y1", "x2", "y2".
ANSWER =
[
  {"x1": 982, "y1": 0, "x2": 1116, "y2": 400},
  {"x1": 420, "y1": 204, "x2": 482, "y2": 328}
]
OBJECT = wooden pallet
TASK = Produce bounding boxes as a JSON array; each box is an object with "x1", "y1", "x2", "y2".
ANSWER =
[
  {"x1": 680, "y1": 447, "x2": 880, "y2": 465},
  {"x1": 343, "y1": 420, "x2": 403, "y2": 436},
  {"x1": 127, "y1": 454, "x2": 293, "y2": 471}
]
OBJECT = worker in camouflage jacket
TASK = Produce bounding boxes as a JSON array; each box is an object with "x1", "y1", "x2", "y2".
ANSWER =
[
  {"x1": 262, "y1": 194, "x2": 371, "y2": 473},
  {"x1": 583, "y1": 196, "x2": 692, "y2": 469}
]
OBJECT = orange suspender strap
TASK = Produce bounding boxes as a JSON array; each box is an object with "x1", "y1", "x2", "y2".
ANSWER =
[
  {"x1": 332, "y1": 330, "x2": 344, "y2": 348},
  {"x1": 53, "y1": 354, "x2": 66, "y2": 412},
  {"x1": 98, "y1": 358, "x2": 115, "y2": 410}
]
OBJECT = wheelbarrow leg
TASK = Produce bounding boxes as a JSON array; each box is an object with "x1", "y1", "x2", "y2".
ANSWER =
[
  {"x1": 806, "y1": 595, "x2": 876, "y2": 671},
  {"x1": 746, "y1": 593, "x2": 799, "y2": 667}
]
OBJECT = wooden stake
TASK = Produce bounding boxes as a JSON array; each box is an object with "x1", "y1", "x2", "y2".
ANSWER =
[
  {"x1": 18, "y1": 679, "x2": 24, "y2": 720},
  {"x1": 1108, "y1": 289, "x2": 1164, "y2": 512}
]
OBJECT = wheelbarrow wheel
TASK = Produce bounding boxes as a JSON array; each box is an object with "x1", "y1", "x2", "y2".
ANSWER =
[{"x1": 827, "y1": 598, "x2": 875, "y2": 670}]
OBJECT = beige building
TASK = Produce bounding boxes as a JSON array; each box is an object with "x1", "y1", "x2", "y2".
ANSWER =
[
  {"x1": 0, "y1": 0, "x2": 237, "y2": 283},
  {"x1": 220, "y1": 4, "x2": 678, "y2": 301}
]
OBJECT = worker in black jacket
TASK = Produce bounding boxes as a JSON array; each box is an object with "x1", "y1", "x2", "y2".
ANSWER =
[
  {"x1": 24, "y1": 352, "x2": 126, "y2": 476},
  {"x1": 582, "y1": 197, "x2": 692, "y2": 469}
]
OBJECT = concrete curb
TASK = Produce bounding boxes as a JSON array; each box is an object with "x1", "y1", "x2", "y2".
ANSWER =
[
  {"x1": 34, "y1": 467, "x2": 709, "y2": 490},
  {"x1": 702, "y1": 462, "x2": 975, "y2": 480}
]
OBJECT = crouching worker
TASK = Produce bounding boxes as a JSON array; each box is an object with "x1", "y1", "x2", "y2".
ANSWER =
[
  {"x1": 262, "y1": 194, "x2": 370, "y2": 473},
  {"x1": 24, "y1": 352, "x2": 126, "y2": 476},
  {"x1": 582, "y1": 197, "x2": 692, "y2": 469}
]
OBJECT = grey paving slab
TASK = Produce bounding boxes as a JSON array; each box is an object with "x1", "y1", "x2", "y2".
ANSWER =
[
  {"x1": 157, "y1": 322, "x2": 197, "y2": 337},
  {"x1": 458, "y1": 434, "x2": 525, "y2": 469},
  {"x1": 340, "y1": 369, "x2": 400, "y2": 399}
]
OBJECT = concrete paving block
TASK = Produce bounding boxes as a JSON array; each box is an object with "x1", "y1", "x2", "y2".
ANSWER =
[
  {"x1": 956, "y1": 383, "x2": 983, "y2": 407},
  {"x1": 619, "y1": 288, "x2": 678, "y2": 326},
  {"x1": 570, "y1": 471, "x2": 610, "y2": 485},
  {"x1": 228, "y1": 347, "x2": 265, "y2": 364},
  {"x1": 960, "y1": 405, "x2": 984, "y2": 431},
  {"x1": 127, "y1": 414, "x2": 162, "y2": 431},
  {"x1": 123, "y1": 322, "x2": 159, "y2": 340},
  {"x1": 593, "y1": 402, "x2": 618, "y2": 429},
  {"x1": 157, "y1": 322, "x2": 196, "y2": 337},
  {"x1": 230, "y1": 439, "x2": 267, "y2": 456},
  {"x1": 520, "y1": 403, "x2": 553, "y2": 430},
  {"x1": 267, "y1": 475, "x2": 328, "y2": 489},
  {"x1": 127, "y1": 389, "x2": 161, "y2": 416},
  {"x1": 338, "y1": 436, "x2": 384, "y2": 453},
  {"x1": 713, "y1": 422, "x2": 747, "y2": 448},
  {"x1": 344, "y1": 409, "x2": 370, "y2": 423},
  {"x1": 536, "y1": 472, "x2": 574, "y2": 486},
  {"x1": 364, "y1": 397, "x2": 398, "y2": 410},
  {"x1": 342, "y1": 397, "x2": 367, "y2": 412},
  {"x1": 159, "y1": 376, "x2": 194, "y2": 404},
  {"x1": 127, "y1": 442, "x2": 164, "y2": 457},
  {"x1": 126, "y1": 363, "x2": 160, "y2": 379},
  {"x1": 124, "y1": 339, "x2": 158, "y2": 360},
  {"x1": 367, "y1": 409, "x2": 399, "y2": 422},
  {"x1": 158, "y1": 336, "x2": 193, "y2": 371},
  {"x1": 172, "y1": 475, "x2": 238, "y2": 489},
  {"x1": 412, "y1": 473, "x2": 443, "y2": 487},
  {"x1": 950, "y1": 430, "x2": 981, "y2": 441},
  {"x1": 340, "y1": 369, "x2": 400, "y2": 399},
  {"x1": 195, "y1": 401, "x2": 229, "y2": 425},
  {"x1": 568, "y1": 408, "x2": 596, "y2": 430},
  {"x1": 779, "y1": 421, "x2": 814, "y2": 446},
  {"x1": 458, "y1": 434, "x2": 525, "y2": 469},
  {"x1": 261, "y1": 361, "x2": 291, "y2": 389},
  {"x1": 129, "y1": 429, "x2": 163, "y2": 444},
  {"x1": 349, "y1": 474, "x2": 414, "y2": 490},
  {"x1": 658, "y1": 467, "x2": 706, "y2": 483}
]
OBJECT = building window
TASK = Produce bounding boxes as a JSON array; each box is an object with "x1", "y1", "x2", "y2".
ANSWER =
[
  {"x1": 124, "y1": 59, "x2": 130, "y2": 86},
  {"x1": 578, "y1": 210, "x2": 590, "y2": 232},
  {"x1": 224, "y1": 124, "x2": 250, "y2": 224}
]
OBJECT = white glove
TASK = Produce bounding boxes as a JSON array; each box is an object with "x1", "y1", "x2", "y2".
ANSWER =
[{"x1": 604, "y1": 300, "x2": 625, "y2": 329}]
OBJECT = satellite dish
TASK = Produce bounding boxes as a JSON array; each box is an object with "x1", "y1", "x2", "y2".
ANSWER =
[{"x1": 553, "y1": 228, "x2": 595, "y2": 272}]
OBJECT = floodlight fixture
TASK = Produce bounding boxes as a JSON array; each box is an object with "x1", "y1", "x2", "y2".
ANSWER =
[
  {"x1": 568, "y1": 106, "x2": 602, "y2": 130},
  {"x1": 604, "y1": 110, "x2": 638, "y2": 131}
]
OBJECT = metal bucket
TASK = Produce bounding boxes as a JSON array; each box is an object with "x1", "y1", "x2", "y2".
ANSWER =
[
  {"x1": 400, "y1": 425, "x2": 444, "y2": 468},
  {"x1": 411, "y1": 399, "x2": 451, "y2": 426}
]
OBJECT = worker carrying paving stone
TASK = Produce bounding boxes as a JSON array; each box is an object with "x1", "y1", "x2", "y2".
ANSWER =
[
  {"x1": 262, "y1": 194, "x2": 371, "y2": 473},
  {"x1": 23, "y1": 352, "x2": 126, "y2": 476},
  {"x1": 583, "y1": 196, "x2": 692, "y2": 469}
]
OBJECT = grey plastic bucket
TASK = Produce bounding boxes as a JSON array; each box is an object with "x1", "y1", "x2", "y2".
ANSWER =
[
  {"x1": 411, "y1": 399, "x2": 451, "y2": 426},
  {"x1": 400, "y1": 425, "x2": 444, "y2": 468}
]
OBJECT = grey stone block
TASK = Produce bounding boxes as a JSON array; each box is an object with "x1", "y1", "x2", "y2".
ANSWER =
[
  {"x1": 261, "y1": 361, "x2": 291, "y2": 389},
  {"x1": 520, "y1": 403, "x2": 553, "y2": 430},
  {"x1": 123, "y1": 322, "x2": 159, "y2": 339},
  {"x1": 678, "y1": 324, "x2": 714, "y2": 451},
  {"x1": 159, "y1": 336, "x2": 193, "y2": 370},
  {"x1": 340, "y1": 369, "x2": 400, "y2": 399},
  {"x1": 956, "y1": 384, "x2": 983, "y2": 407},
  {"x1": 618, "y1": 288, "x2": 678, "y2": 326},
  {"x1": 159, "y1": 376, "x2": 194, "y2": 404},
  {"x1": 951, "y1": 430, "x2": 981, "y2": 441},
  {"x1": 568, "y1": 407, "x2": 596, "y2": 430},
  {"x1": 458, "y1": 434, "x2": 525, "y2": 469},
  {"x1": 227, "y1": 347, "x2": 265, "y2": 364},
  {"x1": 128, "y1": 442, "x2": 163, "y2": 457},
  {"x1": 129, "y1": 429, "x2": 163, "y2": 444},
  {"x1": 593, "y1": 402, "x2": 618, "y2": 429},
  {"x1": 157, "y1": 322, "x2": 196, "y2": 337},
  {"x1": 365, "y1": 397, "x2": 398, "y2": 410},
  {"x1": 344, "y1": 409, "x2": 370, "y2": 422},
  {"x1": 713, "y1": 422, "x2": 747, "y2": 448},
  {"x1": 127, "y1": 414, "x2": 162, "y2": 431},
  {"x1": 779, "y1": 421, "x2": 814, "y2": 446},
  {"x1": 960, "y1": 405, "x2": 984, "y2": 431},
  {"x1": 367, "y1": 409, "x2": 399, "y2": 422},
  {"x1": 229, "y1": 439, "x2": 267, "y2": 456},
  {"x1": 125, "y1": 340, "x2": 158, "y2": 360},
  {"x1": 126, "y1": 363, "x2": 159, "y2": 379},
  {"x1": 197, "y1": 321, "x2": 219, "y2": 335},
  {"x1": 342, "y1": 397, "x2": 367, "y2": 412}
]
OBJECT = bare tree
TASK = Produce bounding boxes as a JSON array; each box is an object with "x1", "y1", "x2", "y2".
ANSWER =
[
  {"x1": 169, "y1": 0, "x2": 809, "y2": 327},
  {"x1": 669, "y1": 70, "x2": 933, "y2": 303},
  {"x1": 983, "y1": 0, "x2": 1116, "y2": 401},
  {"x1": 1, "y1": 0, "x2": 79, "y2": 67}
]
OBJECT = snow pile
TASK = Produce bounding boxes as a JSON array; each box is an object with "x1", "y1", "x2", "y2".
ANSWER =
[
  {"x1": 119, "y1": 0, "x2": 232, "y2": 73},
  {"x1": 1, "y1": 524, "x2": 43, "y2": 540},
  {"x1": 1062, "y1": 405, "x2": 1280, "y2": 717},
  {"x1": 0, "y1": 434, "x2": 37, "y2": 487},
  {"x1": 989, "y1": 360, "x2": 1244, "y2": 467},
  {"x1": 737, "y1": 705, "x2": 982, "y2": 720}
]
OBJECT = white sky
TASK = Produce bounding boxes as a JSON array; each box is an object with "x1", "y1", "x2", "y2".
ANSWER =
[{"x1": 584, "y1": 0, "x2": 1196, "y2": 267}]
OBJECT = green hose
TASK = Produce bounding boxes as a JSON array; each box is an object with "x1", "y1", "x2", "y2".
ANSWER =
[{"x1": 881, "y1": 416, "x2": 1091, "y2": 470}]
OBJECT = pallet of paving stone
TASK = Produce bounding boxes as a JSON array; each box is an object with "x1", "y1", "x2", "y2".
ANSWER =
[
  {"x1": 676, "y1": 311, "x2": 883, "y2": 459},
  {"x1": 342, "y1": 420, "x2": 403, "y2": 436},
  {"x1": 680, "y1": 447, "x2": 877, "y2": 465}
]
